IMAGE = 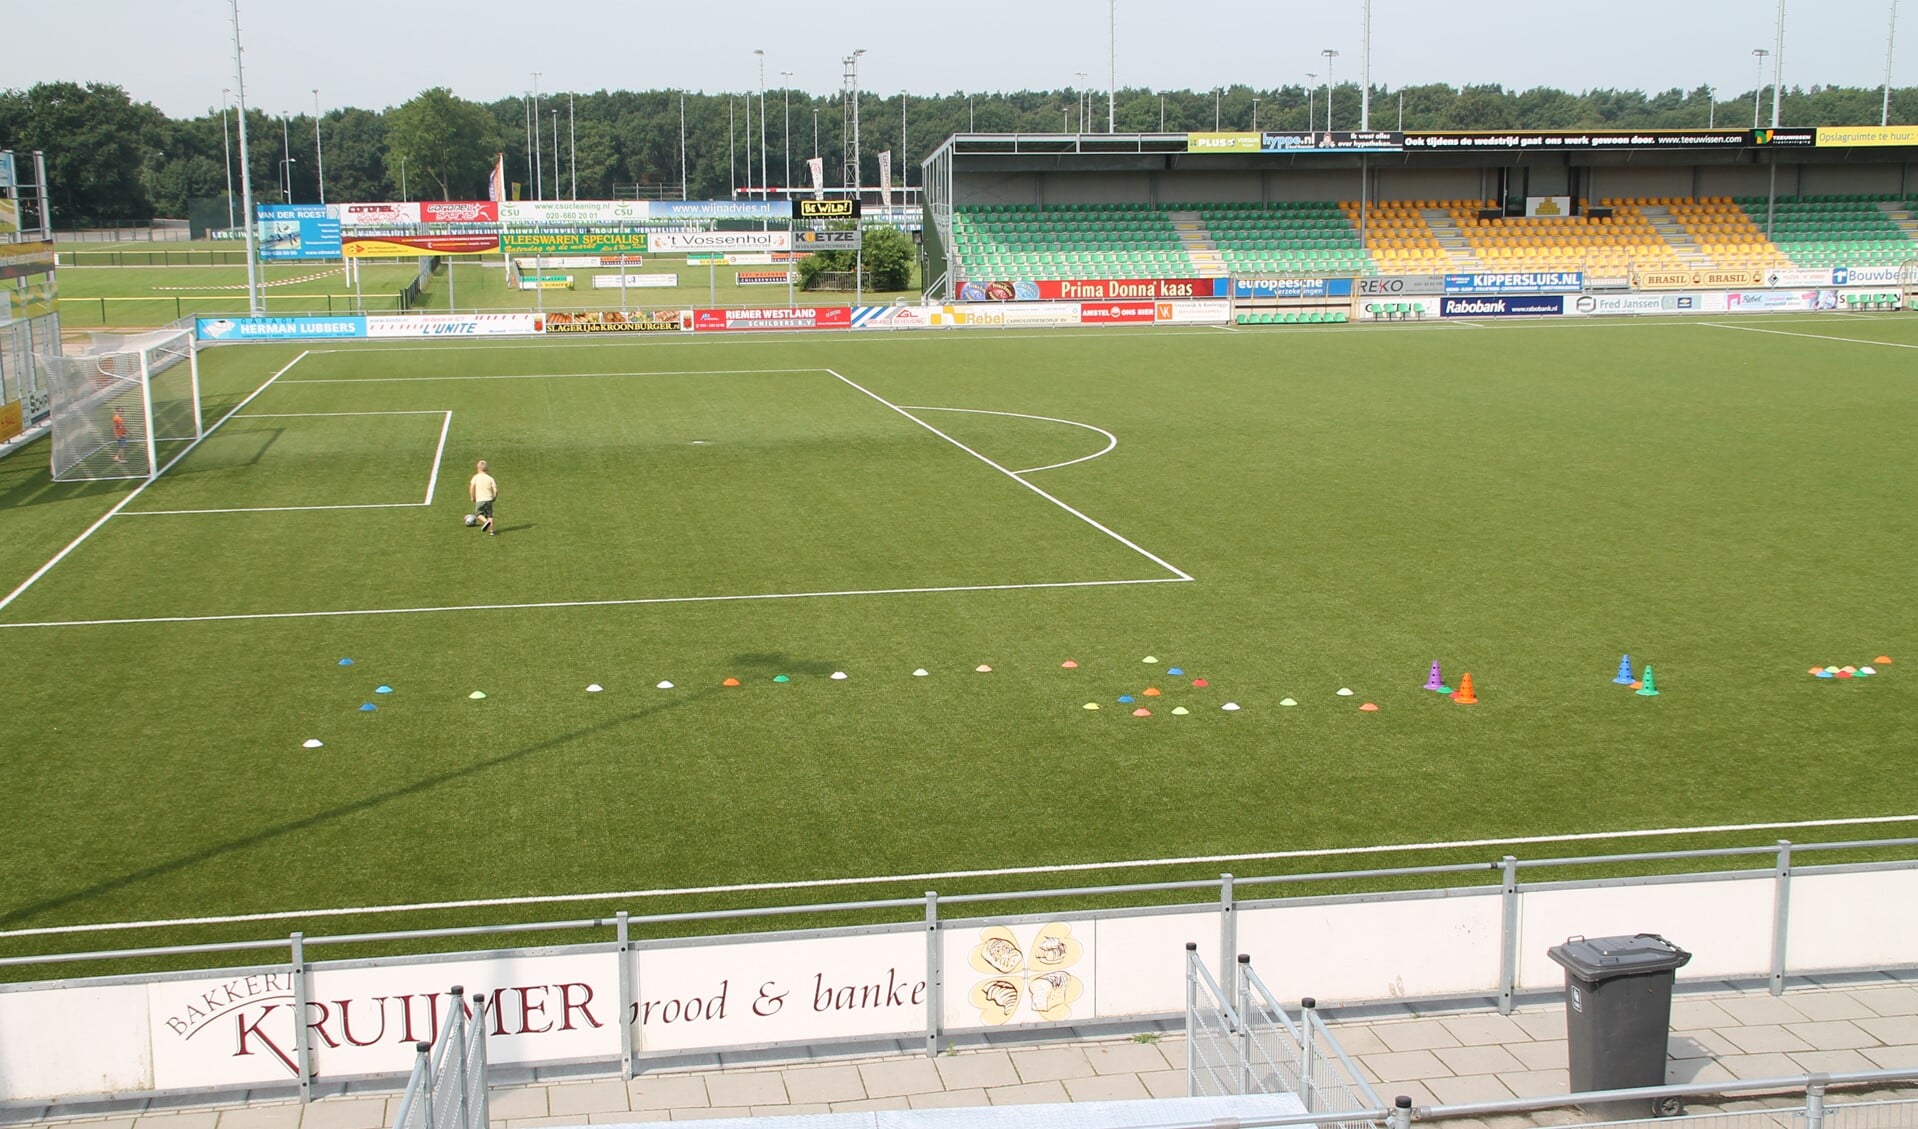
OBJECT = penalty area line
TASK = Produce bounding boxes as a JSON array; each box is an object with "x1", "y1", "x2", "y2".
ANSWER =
[
  {"x1": 1703, "y1": 321, "x2": 1918, "y2": 350},
  {"x1": 0, "y1": 576, "x2": 1191, "y2": 630},
  {"x1": 0, "y1": 351, "x2": 313, "y2": 616},
  {"x1": 8, "y1": 813, "x2": 1914, "y2": 940}
]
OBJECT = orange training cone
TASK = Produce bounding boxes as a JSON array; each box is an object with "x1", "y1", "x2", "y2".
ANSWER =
[
  {"x1": 722, "y1": 677, "x2": 741, "y2": 687},
  {"x1": 1142, "y1": 687, "x2": 1162, "y2": 697},
  {"x1": 1451, "y1": 672, "x2": 1478, "y2": 704}
]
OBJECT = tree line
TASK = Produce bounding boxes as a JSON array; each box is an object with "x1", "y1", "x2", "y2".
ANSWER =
[{"x1": 3, "y1": 79, "x2": 1916, "y2": 227}]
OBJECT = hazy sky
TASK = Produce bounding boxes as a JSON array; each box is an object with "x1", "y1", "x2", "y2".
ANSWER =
[{"x1": 9, "y1": 0, "x2": 1908, "y2": 119}]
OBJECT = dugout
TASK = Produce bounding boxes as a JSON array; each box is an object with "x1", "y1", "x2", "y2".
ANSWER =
[{"x1": 919, "y1": 127, "x2": 1918, "y2": 298}]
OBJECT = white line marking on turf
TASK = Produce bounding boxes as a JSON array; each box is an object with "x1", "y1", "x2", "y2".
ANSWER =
[
  {"x1": 1703, "y1": 321, "x2": 1918, "y2": 349},
  {"x1": 281, "y1": 367, "x2": 821, "y2": 384},
  {"x1": 424, "y1": 411, "x2": 452, "y2": 505},
  {"x1": 0, "y1": 351, "x2": 313, "y2": 615},
  {"x1": 899, "y1": 406, "x2": 1118, "y2": 474},
  {"x1": 235, "y1": 410, "x2": 452, "y2": 416},
  {"x1": 8, "y1": 813, "x2": 1911, "y2": 939},
  {"x1": 828, "y1": 369, "x2": 1193, "y2": 581},
  {"x1": 0, "y1": 577, "x2": 1190, "y2": 629},
  {"x1": 122, "y1": 503, "x2": 428, "y2": 516}
]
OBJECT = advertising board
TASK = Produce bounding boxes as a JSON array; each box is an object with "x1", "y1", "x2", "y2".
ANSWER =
[
  {"x1": 364, "y1": 314, "x2": 539, "y2": 338},
  {"x1": 1357, "y1": 275, "x2": 1445, "y2": 296},
  {"x1": 1636, "y1": 267, "x2": 1764, "y2": 289},
  {"x1": 544, "y1": 310, "x2": 691, "y2": 333},
  {"x1": 1814, "y1": 125, "x2": 1918, "y2": 148},
  {"x1": 795, "y1": 198, "x2": 860, "y2": 219},
  {"x1": 1764, "y1": 265, "x2": 1904, "y2": 287},
  {"x1": 650, "y1": 231, "x2": 793, "y2": 254},
  {"x1": 499, "y1": 200, "x2": 651, "y2": 225},
  {"x1": 419, "y1": 201, "x2": 498, "y2": 224},
  {"x1": 515, "y1": 276, "x2": 574, "y2": 290},
  {"x1": 0, "y1": 199, "x2": 17, "y2": 235},
  {"x1": 1078, "y1": 301, "x2": 1156, "y2": 325},
  {"x1": 794, "y1": 229, "x2": 862, "y2": 249},
  {"x1": 256, "y1": 204, "x2": 342, "y2": 260},
  {"x1": 1259, "y1": 131, "x2": 1404, "y2": 153},
  {"x1": 195, "y1": 316, "x2": 367, "y2": 341},
  {"x1": 1440, "y1": 296, "x2": 1564, "y2": 317},
  {"x1": 0, "y1": 401, "x2": 20, "y2": 444},
  {"x1": 337, "y1": 202, "x2": 421, "y2": 227},
  {"x1": 1403, "y1": 130, "x2": 1803, "y2": 151},
  {"x1": 651, "y1": 200, "x2": 792, "y2": 221},
  {"x1": 1444, "y1": 272, "x2": 1581, "y2": 294},
  {"x1": 343, "y1": 235, "x2": 500, "y2": 258},
  {"x1": 0, "y1": 241, "x2": 54, "y2": 281},
  {"x1": 737, "y1": 270, "x2": 795, "y2": 285},
  {"x1": 502, "y1": 232, "x2": 648, "y2": 255},
  {"x1": 1232, "y1": 278, "x2": 1355, "y2": 299},
  {"x1": 1720, "y1": 290, "x2": 1835, "y2": 313},
  {"x1": 1153, "y1": 299, "x2": 1233, "y2": 324},
  {"x1": 1571, "y1": 293, "x2": 1699, "y2": 315},
  {"x1": 1185, "y1": 132, "x2": 1261, "y2": 153},
  {"x1": 1525, "y1": 196, "x2": 1574, "y2": 218},
  {"x1": 957, "y1": 279, "x2": 1225, "y2": 302},
  {"x1": 942, "y1": 303, "x2": 1083, "y2": 328},
  {"x1": 691, "y1": 307, "x2": 852, "y2": 331},
  {"x1": 591, "y1": 273, "x2": 678, "y2": 289}
]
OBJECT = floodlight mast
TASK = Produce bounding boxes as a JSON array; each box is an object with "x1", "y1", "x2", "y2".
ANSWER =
[
  {"x1": 229, "y1": 0, "x2": 261, "y2": 316},
  {"x1": 842, "y1": 50, "x2": 865, "y2": 195}
]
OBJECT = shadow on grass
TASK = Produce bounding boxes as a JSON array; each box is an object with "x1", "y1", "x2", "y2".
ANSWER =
[
  {"x1": 0, "y1": 438, "x2": 132, "y2": 511},
  {"x1": 1, "y1": 649, "x2": 845, "y2": 930}
]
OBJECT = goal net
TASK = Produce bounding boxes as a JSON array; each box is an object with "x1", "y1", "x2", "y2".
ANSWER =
[{"x1": 42, "y1": 328, "x2": 201, "y2": 481}]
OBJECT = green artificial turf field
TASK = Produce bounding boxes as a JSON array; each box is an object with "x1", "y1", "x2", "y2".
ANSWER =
[{"x1": 2, "y1": 314, "x2": 1915, "y2": 959}]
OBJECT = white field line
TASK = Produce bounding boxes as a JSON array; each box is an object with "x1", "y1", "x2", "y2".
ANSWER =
[
  {"x1": 827, "y1": 369, "x2": 1192, "y2": 582},
  {"x1": 0, "y1": 577, "x2": 1190, "y2": 630},
  {"x1": 235, "y1": 410, "x2": 452, "y2": 416},
  {"x1": 0, "y1": 351, "x2": 312, "y2": 615},
  {"x1": 8, "y1": 812, "x2": 1914, "y2": 940},
  {"x1": 900, "y1": 405, "x2": 1118, "y2": 474},
  {"x1": 1703, "y1": 321, "x2": 1918, "y2": 349},
  {"x1": 123, "y1": 503, "x2": 427, "y2": 516},
  {"x1": 424, "y1": 411, "x2": 453, "y2": 505},
  {"x1": 281, "y1": 367, "x2": 821, "y2": 385}
]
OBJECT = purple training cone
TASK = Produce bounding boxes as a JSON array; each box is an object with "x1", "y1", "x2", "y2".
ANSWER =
[{"x1": 1424, "y1": 660, "x2": 1446, "y2": 692}]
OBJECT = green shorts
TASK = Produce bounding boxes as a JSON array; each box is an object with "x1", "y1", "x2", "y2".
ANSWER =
[{"x1": 475, "y1": 499, "x2": 494, "y2": 519}]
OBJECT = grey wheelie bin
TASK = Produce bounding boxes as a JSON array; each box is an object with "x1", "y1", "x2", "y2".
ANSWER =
[{"x1": 1547, "y1": 933, "x2": 1692, "y2": 1118}]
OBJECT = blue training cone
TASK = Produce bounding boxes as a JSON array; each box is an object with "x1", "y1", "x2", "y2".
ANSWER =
[
  {"x1": 1612, "y1": 654, "x2": 1635, "y2": 685},
  {"x1": 358, "y1": 703, "x2": 376, "y2": 712},
  {"x1": 338, "y1": 658, "x2": 355, "y2": 666}
]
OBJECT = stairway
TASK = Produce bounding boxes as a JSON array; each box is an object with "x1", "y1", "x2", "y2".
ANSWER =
[
  {"x1": 1640, "y1": 205, "x2": 1711, "y2": 266},
  {"x1": 1169, "y1": 211, "x2": 1228, "y2": 277},
  {"x1": 1420, "y1": 209, "x2": 1483, "y2": 270}
]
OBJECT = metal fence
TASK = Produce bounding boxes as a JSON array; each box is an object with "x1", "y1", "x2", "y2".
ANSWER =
[{"x1": 390, "y1": 986, "x2": 489, "y2": 1129}]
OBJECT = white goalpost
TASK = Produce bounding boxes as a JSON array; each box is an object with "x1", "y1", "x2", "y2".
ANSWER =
[{"x1": 41, "y1": 328, "x2": 202, "y2": 481}]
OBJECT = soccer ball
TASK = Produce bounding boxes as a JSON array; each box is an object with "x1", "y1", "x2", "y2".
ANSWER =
[{"x1": 463, "y1": 513, "x2": 477, "y2": 527}]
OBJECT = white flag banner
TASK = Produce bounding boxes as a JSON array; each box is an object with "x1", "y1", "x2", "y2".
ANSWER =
[
  {"x1": 808, "y1": 157, "x2": 825, "y2": 200},
  {"x1": 879, "y1": 151, "x2": 893, "y2": 208}
]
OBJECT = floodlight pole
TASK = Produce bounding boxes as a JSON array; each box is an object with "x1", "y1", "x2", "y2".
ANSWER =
[
  {"x1": 1306, "y1": 75, "x2": 1316, "y2": 132},
  {"x1": 1360, "y1": 0, "x2": 1371, "y2": 130},
  {"x1": 1214, "y1": 87, "x2": 1221, "y2": 130},
  {"x1": 1251, "y1": 98, "x2": 1260, "y2": 130},
  {"x1": 1108, "y1": 0, "x2": 1117, "y2": 132},
  {"x1": 569, "y1": 92, "x2": 577, "y2": 201},
  {"x1": 1752, "y1": 49, "x2": 1768, "y2": 128},
  {"x1": 1770, "y1": 0, "x2": 1785, "y2": 129},
  {"x1": 1322, "y1": 50, "x2": 1339, "y2": 131},
  {"x1": 220, "y1": 89, "x2": 235, "y2": 229},
  {"x1": 312, "y1": 88, "x2": 325, "y2": 205},
  {"x1": 281, "y1": 115, "x2": 293, "y2": 202},
  {"x1": 531, "y1": 72, "x2": 542, "y2": 200},
  {"x1": 756, "y1": 50, "x2": 769, "y2": 203},
  {"x1": 729, "y1": 97, "x2": 737, "y2": 197},
  {"x1": 229, "y1": 0, "x2": 261, "y2": 316},
  {"x1": 1885, "y1": 0, "x2": 1900, "y2": 126},
  {"x1": 680, "y1": 92, "x2": 688, "y2": 200},
  {"x1": 523, "y1": 93, "x2": 533, "y2": 199},
  {"x1": 551, "y1": 109, "x2": 559, "y2": 203},
  {"x1": 781, "y1": 73, "x2": 793, "y2": 191}
]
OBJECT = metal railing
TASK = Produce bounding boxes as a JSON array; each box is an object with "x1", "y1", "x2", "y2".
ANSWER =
[{"x1": 391, "y1": 986, "x2": 489, "y2": 1129}]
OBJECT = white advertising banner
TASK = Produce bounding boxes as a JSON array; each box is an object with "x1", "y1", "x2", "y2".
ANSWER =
[
  {"x1": 0, "y1": 983, "x2": 151, "y2": 1101},
  {"x1": 941, "y1": 922, "x2": 1093, "y2": 1030},
  {"x1": 1787, "y1": 870, "x2": 1918, "y2": 972},
  {"x1": 591, "y1": 274, "x2": 679, "y2": 289},
  {"x1": 1713, "y1": 290, "x2": 1836, "y2": 314},
  {"x1": 364, "y1": 313, "x2": 541, "y2": 338},
  {"x1": 948, "y1": 302, "x2": 1081, "y2": 328},
  {"x1": 650, "y1": 231, "x2": 793, "y2": 254},
  {"x1": 631, "y1": 931, "x2": 924, "y2": 1053},
  {"x1": 1153, "y1": 299, "x2": 1233, "y2": 324},
  {"x1": 1765, "y1": 265, "x2": 1904, "y2": 287},
  {"x1": 1524, "y1": 195, "x2": 1575, "y2": 218},
  {"x1": 148, "y1": 969, "x2": 306, "y2": 1091},
  {"x1": 337, "y1": 202, "x2": 421, "y2": 227},
  {"x1": 1514, "y1": 878, "x2": 1775, "y2": 990},
  {"x1": 1571, "y1": 293, "x2": 1703, "y2": 316},
  {"x1": 1239, "y1": 896, "x2": 1503, "y2": 1003},
  {"x1": 500, "y1": 200, "x2": 651, "y2": 225},
  {"x1": 1089, "y1": 912, "x2": 1219, "y2": 1019}
]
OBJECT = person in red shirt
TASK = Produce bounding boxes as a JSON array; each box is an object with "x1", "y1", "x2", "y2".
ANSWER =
[{"x1": 112, "y1": 410, "x2": 128, "y2": 464}]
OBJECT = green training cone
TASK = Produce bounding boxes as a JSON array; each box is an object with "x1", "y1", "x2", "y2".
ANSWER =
[{"x1": 1636, "y1": 666, "x2": 1660, "y2": 696}]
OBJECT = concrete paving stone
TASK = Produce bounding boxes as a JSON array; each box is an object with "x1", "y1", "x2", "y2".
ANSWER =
[
  {"x1": 1779, "y1": 992, "x2": 1879, "y2": 1022},
  {"x1": 702, "y1": 1071, "x2": 787, "y2": 1108},
  {"x1": 782, "y1": 1064, "x2": 868, "y2": 1105},
  {"x1": 906, "y1": 1090, "x2": 990, "y2": 1109},
  {"x1": 1509, "y1": 1039, "x2": 1568, "y2": 1071},
  {"x1": 1785, "y1": 1019, "x2": 1880, "y2": 1051},
  {"x1": 1669, "y1": 998, "x2": 1740, "y2": 1029},
  {"x1": 214, "y1": 1108, "x2": 303, "y2": 1129},
  {"x1": 1433, "y1": 1045, "x2": 1528, "y2": 1076},
  {"x1": 1083, "y1": 1041, "x2": 1175, "y2": 1076},
  {"x1": 1787, "y1": 1048, "x2": 1880, "y2": 1074},
  {"x1": 668, "y1": 1107, "x2": 753, "y2": 1121},
  {"x1": 1858, "y1": 1015, "x2": 1918, "y2": 1045},
  {"x1": 482, "y1": 1087, "x2": 550, "y2": 1120},
  {"x1": 1371, "y1": 1080, "x2": 1438, "y2": 1108},
  {"x1": 933, "y1": 1051, "x2": 1020, "y2": 1092},
  {"x1": 1149, "y1": 1037, "x2": 1188, "y2": 1072},
  {"x1": 1507, "y1": 1011, "x2": 1567, "y2": 1041},
  {"x1": 1373, "y1": 1019, "x2": 1464, "y2": 1053},
  {"x1": 984, "y1": 1081, "x2": 1070, "y2": 1106},
  {"x1": 1320, "y1": 1024, "x2": 1391, "y2": 1057},
  {"x1": 1861, "y1": 1044, "x2": 1918, "y2": 1069},
  {"x1": 1721, "y1": 1024, "x2": 1816, "y2": 1054},
  {"x1": 1438, "y1": 1013, "x2": 1533, "y2": 1047},
  {"x1": 626, "y1": 1075, "x2": 711, "y2": 1111},
  {"x1": 590, "y1": 1113, "x2": 662, "y2": 1125},
  {"x1": 1714, "y1": 995, "x2": 1814, "y2": 1026},
  {"x1": 1008, "y1": 1047, "x2": 1094, "y2": 1084},
  {"x1": 133, "y1": 1116, "x2": 222, "y2": 1129},
  {"x1": 1139, "y1": 1069, "x2": 1187, "y2": 1099},
  {"x1": 1358, "y1": 1049, "x2": 1448, "y2": 1084},
  {"x1": 857, "y1": 1058, "x2": 944, "y2": 1100},
  {"x1": 1673, "y1": 1029, "x2": 1751, "y2": 1058},
  {"x1": 1854, "y1": 987, "x2": 1918, "y2": 1017},
  {"x1": 1714, "y1": 1051, "x2": 1808, "y2": 1081},
  {"x1": 300, "y1": 1099, "x2": 391, "y2": 1129},
  {"x1": 1061, "y1": 1074, "x2": 1151, "y2": 1102},
  {"x1": 1493, "y1": 1068, "x2": 1569, "y2": 1098},
  {"x1": 504, "y1": 1118, "x2": 595, "y2": 1128},
  {"x1": 1668, "y1": 1058, "x2": 1738, "y2": 1085},
  {"x1": 545, "y1": 1080, "x2": 631, "y2": 1118},
  {"x1": 1426, "y1": 1074, "x2": 1518, "y2": 1105},
  {"x1": 752, "y1": 1105, "x2": 831, "y2": 1117},
  {"x1": 827, "y1": 1097, "x2": 911, "y2": 1112}
]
